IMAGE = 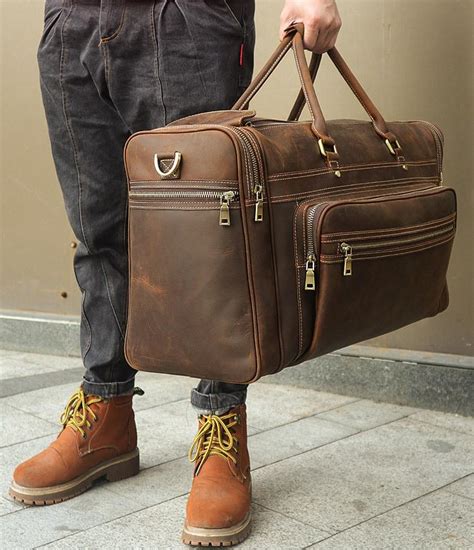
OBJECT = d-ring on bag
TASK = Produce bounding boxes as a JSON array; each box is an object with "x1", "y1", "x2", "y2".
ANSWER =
[{"x1": 123, "y1": 25, "x2": 456, "y2": 383}]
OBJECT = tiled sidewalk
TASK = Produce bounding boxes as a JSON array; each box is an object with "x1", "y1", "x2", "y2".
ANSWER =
[{"x1": 1, "y1": 350, "x2": 473, "y2": 549}]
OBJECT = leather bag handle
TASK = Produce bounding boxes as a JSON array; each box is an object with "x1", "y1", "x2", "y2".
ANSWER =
[
  {"x1": 288, "y1": 52, "x2": 322, "y2": 122},
  {"x1": 233, "y1": 25, "x2": 402, "y2": 161}
]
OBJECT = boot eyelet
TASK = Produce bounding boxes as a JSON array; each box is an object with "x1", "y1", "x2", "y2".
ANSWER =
[{"x1": 82, "y1": 433, "x2": 87, "y2": 439}]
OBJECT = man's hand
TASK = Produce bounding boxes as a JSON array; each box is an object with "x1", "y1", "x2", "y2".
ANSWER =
[{"x1": 279, "y1": 0, "x2": 342, "y2": 53}]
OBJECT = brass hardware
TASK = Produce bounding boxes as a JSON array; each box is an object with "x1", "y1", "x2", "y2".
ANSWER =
[
  {"x1": 318, "y1": 139, "x2": 338, "y2": 158},
  {"x1": 335, "y1": 170, "x2": 342, "y2": 178},
  {"x1": 254, "y1": 184, "x2": 264, "y2": 222},
  {"x1": 219, "y1": 202, "x2": 230, "y2": 226},
  {"x1": 153, "y1": 152, "x2": 182, "y2": 179},
  {"x1": 219, "y1": 191, "x2": 236, "y2": 226},
  {"x1": 440, "y1": 172, "x2": 444, "y2": 184},
  {"x1": 385, "y1": 138, "x2": 401, "y2": 156},
  {"x1": 305, "y1": 254, "x2": 316, "y2": 290},
  {"x1": 340, "y1": 243, "x2": 353, "y2": 276},
  {"x1": 402, "y1": 164, "x2": 408, "y2": 171}
]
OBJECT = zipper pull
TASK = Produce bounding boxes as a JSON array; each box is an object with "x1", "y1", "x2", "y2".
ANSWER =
[
  {"x1": 305, "y1": 254, "x2": 316, "y2": 291},
  {"x1": 340, "y1": 243, "x2": 353, "y2": 276},
  {"x1": 254, "y1": 184, "x2": 263, "y2": 222},
  {"x1": 219, "y1": 191, "x2": 236, "y2": 226}
]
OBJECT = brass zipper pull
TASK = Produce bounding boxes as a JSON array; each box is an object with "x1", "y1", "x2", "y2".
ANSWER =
[
  {"x1": 305, "y1": 254, "x2": 316, "y2": 291},
  {"x1": 219, "y1": 191, "x2": 236, "y2": 226},
  {"x1": 340, "y1": 243, "x2": 353, "y2": 276},
  {"x1": 254, "y1": 184, "x2": 263, "y2": 222}
]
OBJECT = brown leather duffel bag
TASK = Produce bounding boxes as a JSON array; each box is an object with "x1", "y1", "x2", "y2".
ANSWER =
[{"x1": 123, "y1": 27, "x2": 456, "y2": 383}]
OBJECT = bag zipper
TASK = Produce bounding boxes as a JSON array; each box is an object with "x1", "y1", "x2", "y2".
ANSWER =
[
  {"x1": 338, "y1": 222, "x2": 455, "y2": 276},
  {"x1": 304, "y1": 203, "x2": 326, "y2": 290},
  {"x1": 129, "y1": 189, "x2": 239, "y2": 227},
  {"x1": 229, "y1": 127, "x2": 265, "y2": 222}
]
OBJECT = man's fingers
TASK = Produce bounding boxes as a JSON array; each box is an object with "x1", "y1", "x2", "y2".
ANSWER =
[
  {"x1": 303, "y1": 26, "x2": 320, "y2": 52},
  {"x1": 309, "y1": 21, "x2": 341, "y2": 53},
  {"x1": 279, "y1": 1, "x2": 342, "y2": 52},
  {"x1": 310, "y1": 28, "x2": 330, "y2": 53}
]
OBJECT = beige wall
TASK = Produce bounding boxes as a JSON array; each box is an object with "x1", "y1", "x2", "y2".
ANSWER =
[{"x1": 1, "y1": 0, "x2": 473, "y2": 355}]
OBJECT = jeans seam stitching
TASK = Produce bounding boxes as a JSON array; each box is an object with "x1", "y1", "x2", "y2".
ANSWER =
[
  {"x1": 99, "y1": 260, "x2": 125, "y2": 340},
  {"x1": 102, "y1": 46, "x2": 127, "y2": 348},
  {"x1": 81, "y1": 288, "x2": 92, "y2": 359},
  {"x1": 59, "y1": 4, "x2": 92, "y2": 256},
  {"x1": 60, "y1": 10, "x2": 126, "y2": 370},
  {"x1": 210, "y1": 380, "x2": 216, "y2": 411},
  {"x1": 59, "y1": 4, "x2": 92, "y2": 362},
  {"x1": 151, "y1": 1, "x2": 167, "y2": 125},
  {"x1": 174, "y1": 0, "x2": 208, "y2": 96}
]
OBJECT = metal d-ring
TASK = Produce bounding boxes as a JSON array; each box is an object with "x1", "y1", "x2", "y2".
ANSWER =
[{"x1": 154, "y1": 151, "x2": 182, "y2": 179}]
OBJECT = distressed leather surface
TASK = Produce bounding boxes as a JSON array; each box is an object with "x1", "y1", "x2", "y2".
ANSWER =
[{"x1": 124, "y1": 29, "x2": 456, "y2": 383}]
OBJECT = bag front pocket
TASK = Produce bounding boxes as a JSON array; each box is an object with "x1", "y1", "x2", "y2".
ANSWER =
[
  {"x1": 296, "y1": 187, "x2": 457, "y2": 360},
  {"x1": 126, "y1": 184, "x2": 260, "y2": 383}
]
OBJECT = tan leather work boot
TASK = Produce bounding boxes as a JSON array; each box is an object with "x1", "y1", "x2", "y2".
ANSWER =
[
  {"x1": 9, "y1": 387, "x2": 141, "y2": 505},
  {"x1": 182, "y1": 404, "x2": 251, "y2": 547}
]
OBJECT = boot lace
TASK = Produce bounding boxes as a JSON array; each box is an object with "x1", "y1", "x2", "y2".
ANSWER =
[
  {"x1": 188, "y1": 411, "x2": 239, "y2": 475},
  {"x1": 59, "y1": 389, "x2": 103, "y2": 438}
]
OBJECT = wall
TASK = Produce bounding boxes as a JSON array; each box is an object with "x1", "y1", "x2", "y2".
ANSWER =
[{"x1": 1, "y1": 0, "x2": 472, "y2": 355}]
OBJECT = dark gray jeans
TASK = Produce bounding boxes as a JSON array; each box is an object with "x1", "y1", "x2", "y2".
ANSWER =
[{"x1": 37, "y1": 0, "x2": 254, "y2": 412}]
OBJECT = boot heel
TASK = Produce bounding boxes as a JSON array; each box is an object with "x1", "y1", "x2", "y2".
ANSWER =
[{"x1": 105, "y1": 450, "x2": 140, "y2": 482}]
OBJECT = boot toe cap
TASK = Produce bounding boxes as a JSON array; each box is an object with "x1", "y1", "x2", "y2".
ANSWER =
[
  {"x1": 13, "y1": 447, "x2": 68, "y2": 489},
  {"x1": 186, "y1": 477, "x2": 250, "y2": 529}
]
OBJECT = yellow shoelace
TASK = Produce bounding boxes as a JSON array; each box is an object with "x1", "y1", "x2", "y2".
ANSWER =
[
  {"x1": 188, "y1": 411, "x2": 239, "y2": 475},
  {"x1": 59, "y1": 389, "x2": 103, "y2": 438}
]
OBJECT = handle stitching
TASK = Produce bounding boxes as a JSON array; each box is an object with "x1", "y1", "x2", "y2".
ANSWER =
[
  {"x1": 292, "y1": 46, "x2": 317, "y2": 128},
  {"x1": 236, "y1": 41, "x2": 292, "y2": 108}
]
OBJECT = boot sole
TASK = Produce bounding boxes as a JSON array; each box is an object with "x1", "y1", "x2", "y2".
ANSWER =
[
  {"x1": 9, "y1": 448, "x2": 139, "y2": 506},
  {"x1": 182, "y1": 514, "x2": 251, "y2": 547}
]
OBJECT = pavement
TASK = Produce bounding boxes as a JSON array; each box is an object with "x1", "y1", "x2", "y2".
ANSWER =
[{"x1": 0, "y1": 350, "x2": 473, "y2": 549}]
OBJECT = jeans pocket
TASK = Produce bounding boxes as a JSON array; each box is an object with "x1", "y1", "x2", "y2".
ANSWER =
[
  {"x1": 38, "y1": 2, "x2": 65, "y2": 57},
  {"x1": 41, "y1": 2, "x2": 64, "y2": 40},
  {"x1": 99, "y1": 0, "x2": 127, "y2": 42},
  {"x1": 221, "y1": 0, "x2": 255, "y2": 88},
  {"x1": 239, "y1": 19, "x2": 255, "y2": 88},
  {"x1": 221, "y1": 0, "x2": 245, "y2": 32}
]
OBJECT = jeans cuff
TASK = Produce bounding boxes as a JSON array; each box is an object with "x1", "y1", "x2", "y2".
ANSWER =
[
  {"x1": 190, "y1": 387, "x2": 247, "y2": 416},
  {"x1": 82, "y1": 375, "x2": 135, "y2": 398}
]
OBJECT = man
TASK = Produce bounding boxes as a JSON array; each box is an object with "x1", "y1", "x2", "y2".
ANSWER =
[{"x1": 10, "y1": 0, "x2": 341, "y2": 545}]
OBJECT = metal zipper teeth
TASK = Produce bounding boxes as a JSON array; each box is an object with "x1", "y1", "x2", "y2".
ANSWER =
[
  {"x1": 229, "y1": 127, "x2": 264, "y2": 212},
  {"x1": 129, "y1": 190, "x2": 239, "y2": 200},
  {"x1": 306, "y1": 204, "x2": 320, "y2": 259},
  {"x1": 231, "y1": 127, "x2": 257, "y2": 190},
  {"x1": 243, "y1": 130, "x2": 266, "y2": 183},
  {"x1": 341, "y1": 223, "x2": 455, "y2": 253}
]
